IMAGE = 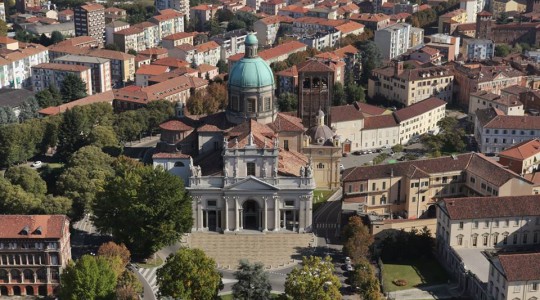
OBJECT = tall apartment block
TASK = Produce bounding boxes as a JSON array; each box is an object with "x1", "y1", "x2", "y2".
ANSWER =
[
  {"x1": 155, "y1": 0, "x2": 190, "y2": 21},
  {"x1": 74, "y1": 3, "x2": 105, "y2": 46}
]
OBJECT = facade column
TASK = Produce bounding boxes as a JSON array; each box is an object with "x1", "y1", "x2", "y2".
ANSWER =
[
  {"x1": 216, "y1": 209, "x2": 220, "y2": 231},
  {"x1": 224, "y1": 197, "x2": 229, "y2": 232},
  {"x1": 263, "y1": 196, "x2": 268, "y2": 232},
  {"x1": 273, "y1": 194, "x2": 279, "y2": 231},
  {"x1": 205, "y1": 210, "x2": 209, "y2": 229},
  {"x1": 235, "y1": 197, "x2": 240, "y2": 231},
  {"x1": 281, "y1": 211, "x2": 285, "y2": 229},
  {"x1": 240, "y1": 209, "x2": 243, "y2": 229},
  {"x1": 293, "y1": 209, "x2": 297, "y2": 232}
]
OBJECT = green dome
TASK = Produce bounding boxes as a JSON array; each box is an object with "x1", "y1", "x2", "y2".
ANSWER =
[
  {"x1": 228, "y1": 57, "x2": 275, "y2": 88},
  {"x1": 245, "y1": 33, "x2": 258, "y2": 45}
]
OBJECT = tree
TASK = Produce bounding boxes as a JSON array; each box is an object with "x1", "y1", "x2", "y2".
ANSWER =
[
  {"x1": 232, "y1": 260, "x2": 272, "y2": 300},
  {"x1": 88, "y1": 126, "x2": 119, "y2": 148},
  {"x1": 50, "y1": 31, "x2": 65, "y2": 44},
  {"x1": 92, "y1": 158, "x2": 193, "y2": 258},
  {"x1": 342, "y1": 216, "x2": 373, "y2": 263},
  {"x1": 333, "y1": 82, "x2": 346, "y2": 106},
  {"x1": 116, "y1": 271, "x2": 143, "y2": 300},
  {"x1": 113, "y1": 110, "x2": 146, "y2": 142},
  {"x1": 156, "y1": 248, "x2": 222, "y2": 300},
  {"x1": 41, "y1": 194, "x2": 73, "y2": 215},
  {"x1": 345, "y1": 83, "x2": 365, "y2": 104},
  {"x1": 18, "y1": 97, "x2": 41, "y2": 121},
  {"x1": 105, "y1": 44, "x2": 120, "y2": 51},
  {"x1": 227, "y1": 19, "x2": 246, "y2": 31},
  {"x1": 60, "y1": 255, "x2": 117, "y2": 300},
  {"x1": 0, "y1": 178, "x2": 42, "y2": 214},
  {"x1": 61, "y1": 73, "x2": 88, "y2": 102},
  {"x1": 277, "y1": 92, "x2": 298, "y2": 112},
  {"x1": 349, "y1": 258, "x2": 382, "y2": 300},
  {"x1": 270, "y1": 61, "x2": 289, "y2": 73},
  {"x1": 36, "y1": 86, "x2": 63, "y2": 108},
  {"x1": 127, "y1": 49, "x2": 137, "y2": 56},
  {"x1": 0, "y1": 106, "x2": 17, "y2": 124},
  {"x1": 216, "y1": 8, "x2": 235, "y2": 22},
  {"x1": 358, "y1": 41, "x2": 383, "y2": 84},
  {"x1": 217, "y1": 59, "x2": 227, "y2": 74},
  {"x1": 0, "y1": 19, "x2": 7, "y2": 37},
  {"x1": 285, "y1": 256, "x2": 341, "y2": 300},
  {"x1": 4, "y1": 166, "x2": 47, "y2": 195},
  {"x1": 495, "y1": 44, "x2": 512, "y2": 57},
  {"x1": 205, "y1": 18, "x2": 224, "y2": 36},
  {"x1": 391, "y1": 144, "x2": 404, "y2": 153},
  {"x1": 57, "y1": 146, "x2": 114, "y2": 221},
  {"x1": 496, "y1": 12, "x2": 509, "y2": 24},
  {"x1": 98, "y1": 242, "x2": 131, "y2": 276}
]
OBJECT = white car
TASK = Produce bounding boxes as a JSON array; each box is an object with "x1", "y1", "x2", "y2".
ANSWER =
[
  {"x1": 345, "y1": 257, "x2": 352, "y2": 264},
  {"x1": 31, "y1": 161, "x2": 42, "y2": 168},
  {"x1": 346, "y1": 264, "x2": 354, "y2": 272},
  {"x1": 339, "y1": 164, "x2": 344, "y2": 171}
]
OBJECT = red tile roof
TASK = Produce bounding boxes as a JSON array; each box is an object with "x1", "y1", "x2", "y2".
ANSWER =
[
  {"x1": 335, "y1": 21, "x2": 365, "y2": 34},
  {"x1": 80, "y1": 3, "x2": 104, "y2": 11},
  {"x1": 394, "y1": 97, "x2": 446, "y2": 122},
  {"x1": 153, "y1": 57, "x2": 190, "y2": 68},
  {"x1": 162, "y1": 32, "x2": 196, "y2": 41},
  {"x1": 350, "y1": 13, "x2": 390, "y2": 22},
  {"x1": 442, "y1": 195, "x2": 540, "y2": 220},
  {"x1": 139, "y1": 48, "x2": 168, "y2": 56},
  {"x1": 363, "y1": 114, "x2": 398, "y2": 129},
  {"x1": 258, "y1": 41, "x2": 307, "y2": 61},
  {"x1": 498, "y1": 138, "x2": 540, "y2": 160},
  {"x1": 136, "y1": 64, "x2": 169, "y2": 76},
  {"x1": 153, "y1": 152, "x2": 191, "y2": 158},
  {"x1": 33, "y1": 62, "x2": 90, "y2": 72},
  {"x1": 296, "y1": 59, "x2": 335, "y2": 73},
  {"x1": 330, "y1": 102, "x2": 365, "y2": 123},
  {"x1": 269, "y1": 112, "x2": 305, "y2": 132},
  {"x1": 477, "y1": 107, "x2": 540, "y2": 130},
  {"x1": 276, "y1": 65, "x2": 298, "y2": 77},
  {"x1": 159, "y1": 119, "x2": 193, "y2": 131},
  {"x1": 334, "y1": 45, "x2": 358, "y2": 58},
  {"x1": 498, "y1": 253, "x2": 540, "y2": 282},
  {"x1": 0, "y1": 215, "x2": 69, "y2": 239},
  {"x1": 258, "y1": 15, "x2": 294, "y2": 25},
  {"x1": 195, "y1": 41, "x2": 220, "y2": 52},
  {"x1": 38, "y1": 90, "x2": 114, "y2": 116},
  {"x1": 356, "y1": 102, "x2": 387, "y2": 116}
]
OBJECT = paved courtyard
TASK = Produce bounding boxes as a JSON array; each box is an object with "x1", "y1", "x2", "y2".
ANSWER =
[{"x1": 187, "y1": 232, "x2": 315, "y2": 270}]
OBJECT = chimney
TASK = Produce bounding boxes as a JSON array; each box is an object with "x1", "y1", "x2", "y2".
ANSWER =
[{"x1": 394, "y1": 60, "x2": 404, "y2": 77}]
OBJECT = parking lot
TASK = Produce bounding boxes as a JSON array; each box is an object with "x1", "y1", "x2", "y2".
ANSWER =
[{"x1": 341, "y1": 142, "x2": 427, "y2": 169}]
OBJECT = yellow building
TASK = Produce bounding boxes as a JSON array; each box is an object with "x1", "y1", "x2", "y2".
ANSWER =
[
  {"x1": 438, "y1": 8, "x2": 468, "y2": 34},
  {"x1": 491, "y1": 0, "x2": 526, "y2": 18}
]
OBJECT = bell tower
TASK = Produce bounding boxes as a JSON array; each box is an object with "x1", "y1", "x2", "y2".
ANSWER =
[{"x1": 475, "y1": 11, "x2": 493, "y2": 39}]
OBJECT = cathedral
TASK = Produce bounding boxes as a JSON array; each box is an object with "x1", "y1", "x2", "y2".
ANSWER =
[{"x1": 153, "y1": 33, "x2": 346, "y2": 233}]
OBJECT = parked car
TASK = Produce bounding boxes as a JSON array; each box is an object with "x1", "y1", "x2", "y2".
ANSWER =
[
  {"x1": 339, "y1": 164, "x2": 345, "y2": 171},
  {"x1": 352, "y1": 151, "x2": 362, "y2": 156},
  {"x1": 31, "y1": 161, "x2": 42, "y2": 168},
  {"x1": 346, "y1": 264, "x2": 354, "y2": 272},
  {"x1": 345, "y1": 257, "x2": 351, "y2": 264}
]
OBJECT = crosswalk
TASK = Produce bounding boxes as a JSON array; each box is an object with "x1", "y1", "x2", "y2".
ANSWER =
[
  {"x1": 314, "y1": 223, "x2": 340, "y2": 229},
  {"x1": 138, "y1": 267, "x2": 160, "y2": 297}
]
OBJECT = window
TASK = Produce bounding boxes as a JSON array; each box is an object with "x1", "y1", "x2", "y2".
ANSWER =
[
  {"x1": 459, "y1": 222, "x2": 464, "y2": 229},
  {"x1": 457, "y1": 235, "x2": 463, "y2": 245},
  {"x1": 514, "y1": 285, "x2": 521, "y2": 293},
  {"x1": 247, "y1": 98, "x2": 256, "y2": 112},
  {"x1": 285, "y1": 200, "x2": 294, "y2": 207},
  {"x1": 494, "y1": 220, "x2": 499, "y2": 228},
  {"x1": 473, "y1": 221, "x2": 478, "y2": 228},
  {"x1": 247, "y1": 162, "x2": 255, "y2": 176},
  {"x1": 513, "y1": 234, "x2": 518, "y2": 244},
  {"x1": 412, "y1": 196, "x2": 416, "y2": 202},
  {"x1": 371, "y1": 196, "x2": 375, "y2": 205},
  {"x1": 514, "y1": 219, "x2": 520, "y2": 227},
  {"x1": 485, "y1": 220, "x2": 489, "y2": 228},
  {"x1": 534, "y1": 232, "x2": 539, "y2": 243},
  {"x1": 207, "y1": 200, "x2": 216, "y2": 207},
  {"x1": 472, "y1": 235, "x2": 478, "y2": 247},
  {"x1": 503, "y1": 233, "x2": 508, "y2": 245},
  {"x1": 470, "y1": 177, "x2": 476, "y2": 183},
  {"x1": 523, "y1": 233, "x2": 528, "y2": 244},
  {"x1": 483, "y1": 234, "x2": 488, "y2": 246},
  {"x1": 382, "y1": 182, "x2": 386, "y2": 189},
  {"x1": 372, "y1": 183, "x2": 376, "y2": 190},
  {"x1": 284, "y1": 140, "x2": 289, "y2": 151},
  {"x1": 265, "y1": 97, "x2": 271, "y2": 110},
  {"x1": 531, "y1": 283, "x2": 538, "y2": 291},
  {"x1": 493, "y1": 234, "x2": 498, "y2": 245},
  {"x1": 505, "y1": 219, "x2": 509, "y2": 227}
]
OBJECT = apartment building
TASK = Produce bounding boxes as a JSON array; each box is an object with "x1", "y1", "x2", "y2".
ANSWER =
[
  {"x1": 32, "y1": 63, "x2": 93, "y2": 95},
  {"x1": 149, "y1": 9, "x2": 185, "y2": 40},
  {"x1": 463, "y1": 38, "x2": 494, "y2": 61},
  {"x1": 162, "y1": 32, "x2": 195, "y2": 49},
  {"x1": 155, "y1": 0, "x2": 190, "y2": 21},
  {"x1": 437, "y1": 195, "x2": 540, "y2": 300},
  {"x1": 349, "y1": 13, "x2": 391, "y2": 31},
  {"x1": 113, "y1": 22, "x2": 160, "y2": 52},
  {"x1": 475, "y1": 107, "x2": 540, "y2": 154},
  {"x1": 426, "y1": 33, "x2": 460, "y2": 61},
  {"x1": 260, "y1": 0, "x2": 286, "y2": 15},
  {"x1": 0, "y1": 215, "x2": 71, "y2": 297},
  {"x1": 395, "y1": 97, "x2": 446, "y2": 144},
  {"x1": 492, "y1": 0, "x2": 526, "y2": 17},
  {"x1": 113, "y1": 75, "x2": 207, "y2": 111},
  {"x1": 297, "y1": 30, "x2": 341, "y2": 51},
  {"x1": 343, "y1": 153, "x2": 534, "y2": 220},
  {"x1": 58, "y1": 9, "x2": 74, "y2": 22},
  {"x1": 368, "y1": 62, "x2": 454, "y2": 106},
  {"x1": 469, "y1": 91, "x2": 524, "y2": 120},
  {"x1": 438, "y1": 8, "x2": 467, "y2": 34},
  {"x1": 86, "y1": 49, "x2": 135, "y2": 87},
  {"x1": 135, "y1": 65, "x2": 169, "y2": 87},
  {"x1": 278, "y1": 5, "x2": 309, "y2": 18},
  {"x1": 410, "y1": 46, "x2": 443, "y2": 65},
  {"x1": 409, "y1": 27, "x2": 424, "y2": 48},
  {"x1": 210, "y1": 30, "x2": 246, "y2": 60},
  {"x1": 54, "y1": 54, "x2": 111, "y2": 93},
  {"x1": 105, "y1": 20, "x2": 129, "y2": 46},
  {"x1": 189, "y1": 4, "x2": 220, "y2": 31},
  {"x1": 0, "y1": 43, "x2": 49, "y2": 89},
  {"x1": 374, "y1": 23, "x2": 411, "y2": 60},
  {"x1": 498, "y1": 138, "x2": 540, "y2": 175},
  {"x1": 74, "y1": 3, "x2": 105, "y2": 46},
  {"x1": 451, "y1": 63, "x2": 525, "y2": 109},
  {"x1": 169, "y1": 41, "x2": 220, "y2": 67},
  {"x1": 254, "y1": 16, "x2": 294, "y2": 46}
]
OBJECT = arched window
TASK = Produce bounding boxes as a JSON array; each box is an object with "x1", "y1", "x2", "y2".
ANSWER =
[
  {"x1": 472, "y1": 234, "x2": 478, "y2": 247},
  {"x1": 317, "y1": 163, "x2": 324, "y2": 169},
  {"x1": 174, "y1": 161, "x2": 185, "y2": 167},
  {"x1": 503, "y1": 232, "x2": 509, "y2": 245},
  {"x1": 456, "y1": 235, "x2": 463, "y2": 246}
]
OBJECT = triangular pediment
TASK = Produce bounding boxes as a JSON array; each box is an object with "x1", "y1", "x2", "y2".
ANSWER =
[{"x1": 224, "y1": 176, "x2": 279, "y2": 190}]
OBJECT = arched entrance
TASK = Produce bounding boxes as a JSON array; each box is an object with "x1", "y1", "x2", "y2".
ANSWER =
[
  {"x1": 242, "y1": 200, "x2": 260, "y2": 230},
  {"x1": 25, "y1": 286, "x2": 34, "y2": 295},
  {"x1": 13, "y1": 286, "x2": 21, "y2": 296},
  {"x1": 38, "y1": 286, "x2": 47, "y2": 296},
  {"x1": 0, "y1": 286, "x2": 7, "y2": 295},
  {"x1": 427, "y1": 205, "x2": 437, "y2": 218}
]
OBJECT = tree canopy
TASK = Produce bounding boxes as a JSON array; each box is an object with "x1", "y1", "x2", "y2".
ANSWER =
[
  {"x1": 60, "y1": 255, "x2": 118, "y2": 300},
  {"x1": 277, "y1": 92, "x2": 298, "y2": 112},
  {"x1": 421, "y1": 116, "x2": 466, "y2": 156},
  {"x1": 285, "y1": 256, "x2": 341, "y2": 300},
  {"x1": 187, "y1": 83, "x2": 227, "y2": 115},
  {"x1": 157, "y1": 248, "x2": 223, "y2": 300},
  {"x1": 358, "y1": 41, "x2": 383, "y2": 84},
  {"x1": 232, "y1": 260, "x2": 272, "y2": 300},
  {"x1": 92, "y1": 158, "x2": 192, "y2": 258},
  {"x1": 36, "y1": 86, "x2": 63, "y2": 108},
  {"x1": 342, "y1": 216, "x2": 373, "y2": 263},
  {"x1": 61, "y1": 73, "x2": 88, "y2": 103}
]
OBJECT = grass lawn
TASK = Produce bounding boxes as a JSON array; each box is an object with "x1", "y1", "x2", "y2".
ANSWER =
[
  {"x1": 138, "y1": 256, "x2": 163, "y2": 268},
  {"x1": 382, "y1": 258, "x2": 448, "y2": 292},
  {"x1": 220, "y1": 293, "x2": 281, "y2": 299},
  {"x1": 312, "y1": 189, "x2": 336, "y2": 212}
]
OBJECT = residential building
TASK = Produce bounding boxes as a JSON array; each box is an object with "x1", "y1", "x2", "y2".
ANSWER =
[
  {"x1": 155, "y1": 0, "x2": 190, "y2": 21},
  {"x1": 329, "y1": 102, "x2": 366, "y2": 152},
  {"x1": 297, "y1": 59, "x2": 335, "y2": 128},
  {"x1": 374, "y1": 23, "x2": 411, "y2": 60},
  {"x1": 113, "y1": 22, "x2": 160, "y2": 52},
  {"x1": 0, "y1": 215, "x2": 71, "y2": 297},
  {"x1": 135, "y1": 64, "x2": 169, "y2": 87},
  {"x1": 409, "y1": 27, "x2": 424, "y2": 48},
  {"x1": 278, "y1": 5, "x2": 309, "y2": 18},
  {"x1": 498, "y1": 138, "x2": 540, "y2": 175},
  {"x1": 455, "y1": 22, "x2": 477, "y2": 37},
  {"x1": 394, "y1": 97, "x2": 446, "y2": 144},
  {"x1": 436, "y1": 195, "x2": 540, "y2": 300},
  {"x1": 334, "y1": 44, "x2": 361, "y2": 80},
  {"x1": 492, "y1": 0, "x2": 526, "y2": 17},
  {"x1": 54, "y1": 36, "x2": 99, "y2": 48},
  {"x1": 276, "y1": 65, "x2": 298, "y2": 95},
  {"x1": 162, "y1": 32, "x2": 195, "y2": 49},
  {"x1": 254, "y1": 16, "x2": 294, "y2": 46},
  {"x1": 58, "y1": 9, "x2": 74, "y2": 22},
  {"x1": 149, "y1": 9, "x2": 185, "y2": 40},
  {"x1": 409, "y1": 46, "x2": 443, "y2": 65},
  {"x1": 189, "y1": 4, "x2": 220, "y2": 31},
  {"x1": 260, "y1": 0, "x2": 286, "y2": 15},
  {"x1": 227, "y1": 40, "x2": 307, "y2": 72},
  {"x1": 169, "y1": 41, "x2": 221, "y2": 67},
  {"x1": 460, "y1": 0, "x2": 478, "y2": 22},
  {"x1": 475, "y1": 107, "x2": 540, "y2": 153},
  {"x1": 452, "y1": 63, "x2": 525, "y2": 109},
  {"x1": 15, "y1": 0, "x2": 40, "y2": 13},
  {"x1": 343, "y1": 153, "x2": 534, "y2": 220},
  {"x1": 426, "y1": 33, "x2": 460, "y2": 61},
  {"x1": 468, "y1": 91, "x2": 524, "y2": 120},
  {"x1": 0, "y1": 43, "x2": 49, "y2": 89},
  {"x1": 297, "y1": 30, "x2": 341, "y2": 51},
  {"x1": 113, "y1": 75, "x2": 207, "y2": 110},
  {"x1": 26, "y1": 22, "x2": 76, "y2": 38},
  {"x1": 368, "y1": 62, "x2": 454, "y2": 106},
  {"x1": 38, "y1": 90, "x2": 115, "y2": 116},
  {"x1": 74, "y1": 3, "x2": 105, "y2": 46},
  {"x1": 211, "y1": 29, "x2": 247, "y2": 60},
  {"x1": 463, "y1": 38, "x2": 494, "y2": 61},
  {"x1": 438, "y1": 9, "x2": 468, "y2": 34},
  {"x1": 349, "y1": 13, "x2": 391, "y2": 31},
  {"x1": 54, "y1": 54, "x2": 111, "y2": 93},
  {"x1": 86, "y1": 49, "x2": 135, "y2": 86},
  {"x1": 197, "y1": 64, "x2": 218, "y2": 80},
  {"x1": 105, "y1": 20, "x2": 129, "y2": 46},
  {"x1": 32, "y1": 63, "x2": 93, "y2": 95}
]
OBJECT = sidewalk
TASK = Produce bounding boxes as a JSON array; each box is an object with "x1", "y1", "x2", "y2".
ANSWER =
[{"x1": 386, "y1": 283, "x2": 460, "y2": 300}]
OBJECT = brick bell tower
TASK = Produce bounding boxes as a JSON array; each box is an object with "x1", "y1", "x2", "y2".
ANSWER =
[
  {"x1": 526, "y1": 0, "x2": 540, "y2": 13},
  {"x1": 476, "y1": 11, "x2": 493, "y2": 39}
]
